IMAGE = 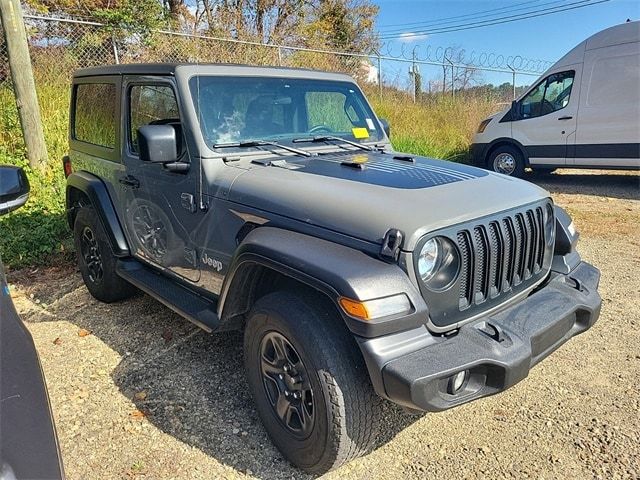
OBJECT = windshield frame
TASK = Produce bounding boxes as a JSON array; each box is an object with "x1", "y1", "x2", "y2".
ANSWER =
[{"x1": 186, "y1": 74, "x2": 385, "y2": 155}]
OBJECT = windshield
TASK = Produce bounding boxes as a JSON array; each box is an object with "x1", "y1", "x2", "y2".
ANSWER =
[{"x1": 188, "y1": 76, "x2": 384, "y2": 148}]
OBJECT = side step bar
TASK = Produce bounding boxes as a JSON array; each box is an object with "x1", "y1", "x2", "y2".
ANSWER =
[{"x1": 116, "y1": 259, "x2": 219, "y2": 332}]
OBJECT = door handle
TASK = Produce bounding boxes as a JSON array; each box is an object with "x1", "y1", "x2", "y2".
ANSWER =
[
  {"x1": 557, "y1": 116, "x2": 573, "y2": 120},
  {"x1": 118, "y1": 175, "x2": 140, "y2": 189}
]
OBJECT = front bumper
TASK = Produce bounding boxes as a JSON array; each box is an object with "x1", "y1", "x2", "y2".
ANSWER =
[
  {"x1": 357, "y1": 261, "x2": 601, "y2": 412},
  {"x1": 470, "y1": 142, "x2": 489, "y2": 168}
]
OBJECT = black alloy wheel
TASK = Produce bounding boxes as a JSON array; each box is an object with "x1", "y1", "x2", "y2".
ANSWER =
[
  {"x1": 259, "y1": 331, "x2": 315, "y2": 438},
  {"x1": 80, "y1": 226, "x2": 104, "y2": 284}
]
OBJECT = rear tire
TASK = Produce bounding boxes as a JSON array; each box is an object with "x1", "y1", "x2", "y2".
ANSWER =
[
  {"x1": 74, "y1": 207, "x2": 137, "y2": 303},
  {"x1": 487, "y1": 144, "x2": 525, "y2": 177},
  {"x1": 244, "y1": 291, "x2": 381, "y2": 474}
]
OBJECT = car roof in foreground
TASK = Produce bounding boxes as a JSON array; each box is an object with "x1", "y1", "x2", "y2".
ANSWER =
[{"x1": 73, "y1": 63, "x2": 354, "y2": 82}]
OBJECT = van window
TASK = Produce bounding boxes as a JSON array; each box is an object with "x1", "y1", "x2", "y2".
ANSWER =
[
  {"x1": 129, "y1": 85, "x2": 180, "y2": 154},
  {"x1": 587, "y1": 54, "x2": 640, "y2": 107},
  {"x1": 520, "y1": 71, "x2": 574, "y2": 119},
  {"x1": 74, "y1": 83, "x2": 117, "y2": 148}
]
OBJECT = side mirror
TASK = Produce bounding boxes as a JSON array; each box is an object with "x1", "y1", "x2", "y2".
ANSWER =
[
  {"x1": 138, "y1": 125, "x2": 179, "y2": 164},
  {"x1": 0, "y1": 165, "x2": 30, "y2": 215},
  {"x1": 379, "y1": 118, "x2": 391, "y2": 138},
  {"x1": 510, "y1": 100, "x2": 519, "y2": 119}
]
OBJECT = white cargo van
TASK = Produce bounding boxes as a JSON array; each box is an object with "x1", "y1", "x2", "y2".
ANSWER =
[{"x1": 471, "y1": 20, "x2": 640, "y2": 177}]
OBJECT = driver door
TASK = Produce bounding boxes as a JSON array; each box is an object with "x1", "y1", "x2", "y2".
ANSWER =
[{"x1": 511, "y1": 68, "x2": 579, "y2": 167}]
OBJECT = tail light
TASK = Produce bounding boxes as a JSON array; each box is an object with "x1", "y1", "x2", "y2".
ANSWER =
[{"x1": 62, "y1": 155, "x2": 73, "y2": 178}]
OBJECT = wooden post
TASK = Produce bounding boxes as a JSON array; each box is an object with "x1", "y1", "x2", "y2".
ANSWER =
[{"x1": 0, "y1": 0, "x2": 48, "y2": 168}]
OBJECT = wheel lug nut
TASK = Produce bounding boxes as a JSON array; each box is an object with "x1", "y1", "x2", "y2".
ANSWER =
[
  {"x1": 292, "y1": 375, "x2": 302, "y2": 384},
  {"x1": 293, "y1": 392, "x2": 301, "y2": 399},
  {"x1": 283, "y1": 364, "x2": 291, "y2": 373},
  {"x1": 278, "y1": 374, "x2": 284, "y2": 380},
  {"x1": 284, "y1": 391, "x2": 290, "y2": 397}
]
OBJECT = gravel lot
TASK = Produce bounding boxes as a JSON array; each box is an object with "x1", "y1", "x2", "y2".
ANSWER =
[{"x1": 8, "y1": 169, "x2": 640, "y2": 480}]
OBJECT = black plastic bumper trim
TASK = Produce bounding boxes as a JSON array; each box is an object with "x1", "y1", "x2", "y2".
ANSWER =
[{"x1": 358, "y1": 261, "x2": 601, "y2": 412}]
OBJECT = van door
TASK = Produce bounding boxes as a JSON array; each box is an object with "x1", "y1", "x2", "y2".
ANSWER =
[
  {"x1": 511, "y1": 69, "x2": 580, "y2": 167},
  {"x1": 572, "y1": 42, "x2": 640, "y2": 168}
]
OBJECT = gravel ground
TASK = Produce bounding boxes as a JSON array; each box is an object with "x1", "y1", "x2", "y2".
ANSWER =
[{"x1": 8, "y1": 169, "x2": 640, "y2": 480}]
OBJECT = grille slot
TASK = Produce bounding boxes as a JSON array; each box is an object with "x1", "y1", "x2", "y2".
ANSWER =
[{"x1": 456, "y1": 205, "x2": 549, "y2": 310}]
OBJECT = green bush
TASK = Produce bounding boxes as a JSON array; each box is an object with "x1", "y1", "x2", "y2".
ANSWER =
[{"x1": 0, "y1": 85, "x2": 71, "y2": 269}]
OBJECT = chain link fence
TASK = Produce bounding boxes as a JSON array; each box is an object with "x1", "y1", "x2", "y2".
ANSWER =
[{"x1": 1, "y1": 14, "x2": 551, "y2": 101}]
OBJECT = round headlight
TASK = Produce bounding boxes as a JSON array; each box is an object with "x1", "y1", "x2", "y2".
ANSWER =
[
  {"x1": 417, "y1": 236, "x2": 460, "y2": 290},
  {"x1": 418, "y1": 238, "x2": 439, "y2": 281}
]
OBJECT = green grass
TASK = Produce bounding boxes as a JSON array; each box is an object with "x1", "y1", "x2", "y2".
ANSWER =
[{"x1": 0, "y1": 81, "x2": 500, "y2": 269}]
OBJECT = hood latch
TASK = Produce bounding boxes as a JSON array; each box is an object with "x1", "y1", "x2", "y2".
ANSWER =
[{"x1": 380, "y1": 228, "x2": 404, "y2": 262}]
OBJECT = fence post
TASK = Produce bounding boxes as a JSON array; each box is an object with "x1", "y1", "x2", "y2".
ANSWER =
[
  {"x1": 112, "y1": 34, "x2": 119, "y2": 64},
  {"x1": 0, "y1": 0, "x2": 48, "y2": 169},
  {"x1": 277, "y1": 46, "x2": 282, "y2": 66},
  {"x1": 376, "y1": 53, "x2": 382, "y2": 101},
  {"x1": 507, "y1": 64, "x2": 516, "y2": 99}
]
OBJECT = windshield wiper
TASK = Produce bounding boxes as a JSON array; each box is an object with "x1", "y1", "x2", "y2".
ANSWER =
[
  {"x1": 292, "y1": 135, "x2": 373, "y2": 152},
  {"x1": 213, "y1": 139, "x2": 312, "y2": 157}
]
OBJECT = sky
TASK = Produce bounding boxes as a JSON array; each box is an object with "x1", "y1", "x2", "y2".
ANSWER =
[{"x1": 372, "y1": 0, "x2": 640, "y2": 87}]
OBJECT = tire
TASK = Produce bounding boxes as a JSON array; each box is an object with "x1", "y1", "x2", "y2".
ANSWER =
[
  {"x1": 244, "y1": 291, "x2": 381, "y2": 474},
  {"x1": 487, "y1": 144, "x2": 525, "y2": 177},
  {"x1": 74, "y1": 207, "x2": 137, "y2": 303}
]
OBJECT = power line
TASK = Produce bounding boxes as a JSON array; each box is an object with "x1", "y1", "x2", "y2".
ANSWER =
[
  {"x1": 379, "y1": 0, "x2": 609, "y2": 39},
  {"x1": 378, "y1": 0, "x2": 568, "y2": 34},
  {"x1": 377, "y1": 0, "x2": 548, "y2": 31}
]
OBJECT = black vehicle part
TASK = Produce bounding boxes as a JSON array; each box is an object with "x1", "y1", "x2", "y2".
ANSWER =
[
  {"x1": 116, "y1": 258, "x2": 219, "y2": 332},
  {"x1": 358, "y1": 261, "x2": 601, "y2": 412},
  {"x1": 66, "y1": 171, "x2": 130, "y2": 257},
  {"x1": 218, "y1": 227, "x2": 428, "y2": 338},
  {"x1": 1, "y1": 289, "x2": 64, "y2": 480},
  {"x1": 244, "y1": 291, "x2": 381, "y2": 474},
  {"x1": 74, "y1": 207, "x2": 137, "y2": 303}
]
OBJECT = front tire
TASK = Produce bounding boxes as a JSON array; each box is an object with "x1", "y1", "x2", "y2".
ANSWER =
[
  {"x1": 488, "y1": 144, "x2": 525, "y2": 177},
  {"x1": 244, "y1": 292, "x2": 381, "y2": 474},
  {"x1": 74, "y1": 207, "x2": 137, "y2": 303}
]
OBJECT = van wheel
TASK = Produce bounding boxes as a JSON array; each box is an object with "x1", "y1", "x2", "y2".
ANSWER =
[
  {"x1": 488, "y1": 145, "x2": 525, "y2": 177},
  {"x1": 244, "y1": 291, "x2": 381, "y2": 474},
  {"x1": 74, "y1": 207, "x2": 137, "y2": 303}
]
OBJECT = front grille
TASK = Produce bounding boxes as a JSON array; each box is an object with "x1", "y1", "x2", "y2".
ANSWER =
[
  {"x1": 416, "y1": 200, "x2": 554, "y2": 331},
  {"x1": 457, "y1": 205, "x2": 548, "y2": 311}
]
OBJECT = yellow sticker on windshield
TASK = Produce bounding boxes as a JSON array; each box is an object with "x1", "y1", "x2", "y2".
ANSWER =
[{"x1": 352, "y1": 127, "x2": 370, "y2": 139}]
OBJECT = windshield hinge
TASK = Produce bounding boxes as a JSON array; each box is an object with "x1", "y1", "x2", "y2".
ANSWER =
[{"x1": 380, "y1": 228, "x2": 404, "y2": 262}]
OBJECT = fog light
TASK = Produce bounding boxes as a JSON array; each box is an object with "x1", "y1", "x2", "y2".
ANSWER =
[{"x1": 448, "y1": 370, "x2": 468, "y2": 394}]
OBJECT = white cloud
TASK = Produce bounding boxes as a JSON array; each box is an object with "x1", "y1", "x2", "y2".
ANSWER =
[{"x1": 397, "y1": 32, "x2": 429, "y2": 43}]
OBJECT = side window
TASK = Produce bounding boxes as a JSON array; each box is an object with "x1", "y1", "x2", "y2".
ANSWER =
[
  {"x1": 74, "y1": 83, "x2": 117, "y2": 148},
  {"x1": 305, "y1": 92, "x2": 366, "y2": 133},
  {"x1": 520, "y1": 71, "x2": 574, "y2": 119},
  {"x1": 129, "y1": 85, "x2": 180, "y2": 154}
]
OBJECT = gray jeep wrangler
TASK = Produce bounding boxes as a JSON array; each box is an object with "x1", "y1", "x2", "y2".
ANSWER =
[{"x1": 64, "y1": 64, "x2": 601, "y2": 474}]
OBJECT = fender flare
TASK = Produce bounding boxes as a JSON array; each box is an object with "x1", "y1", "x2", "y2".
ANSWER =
[
  {"x1": 484, "y1": 137, "x2": 530, "y2": 167},
  {"x1": 218, "y1": 226, "x2": 428, "y2": 338},
  {"x1": 66, "y1": 171, "x2": 130, "y2": 257}
]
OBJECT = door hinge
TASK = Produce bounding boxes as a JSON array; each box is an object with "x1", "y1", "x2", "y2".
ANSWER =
[{"x1": 181, "y1": 193, "x2": 197, "y2": 213}]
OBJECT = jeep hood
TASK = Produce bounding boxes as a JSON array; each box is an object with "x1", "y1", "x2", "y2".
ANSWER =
[{"x1": 227, "y1": 151, "x2": 550, "y2": 250}]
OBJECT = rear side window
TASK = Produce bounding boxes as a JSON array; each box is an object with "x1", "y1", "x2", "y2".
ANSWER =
[
  {"x1": 74, "y1": 83, "x2": 117, "y2": 148},
  {"x1": 587, "y1": 54, "x2": 640, "y2": 107},
  {"x1": 129, "y1": 85, "x2": 180, "y2": 154}
]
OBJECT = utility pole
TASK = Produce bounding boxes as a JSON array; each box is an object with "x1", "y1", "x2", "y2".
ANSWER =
[{"x1": 0, "y1": 0, "x2": 48, "y2": 169}]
